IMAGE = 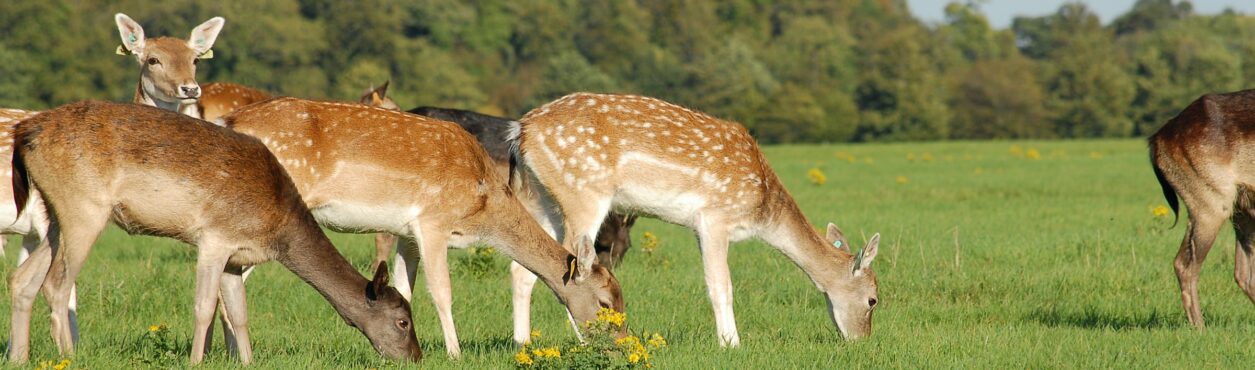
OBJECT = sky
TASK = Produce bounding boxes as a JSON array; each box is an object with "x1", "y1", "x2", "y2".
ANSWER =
[{"x1": 907, "y1": 0, "x2": 1255, "y2": 29}]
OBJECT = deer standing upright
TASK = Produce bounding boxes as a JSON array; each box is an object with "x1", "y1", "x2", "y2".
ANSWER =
[
  {"x1": 6, "y1": 101, "x2": 422, "y2": 364},
  {"x1": 512, "y1": 93, "x2": 882, "y2": 345},
  {"x1": 222, "y1": 97, "x2": 625, "y2": 358},
  {"x1": 1149, "y1": 90, "x2": 1255, "y2": 327},
  {"x1": 115, "y1": 13, "x2": 223, "y2": 118}
]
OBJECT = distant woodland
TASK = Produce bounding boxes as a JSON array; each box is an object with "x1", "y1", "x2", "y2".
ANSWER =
[{"x1": 1, "y1": 0, "x2": 1251, "y2": 143}]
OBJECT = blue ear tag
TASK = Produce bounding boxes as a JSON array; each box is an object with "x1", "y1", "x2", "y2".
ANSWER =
[
  {"x1": 128, "y1": 34, "x2": 137, "y2": 43},
  {"x1": 832, "y1": 240, "x2": 843, "y2": 248}
]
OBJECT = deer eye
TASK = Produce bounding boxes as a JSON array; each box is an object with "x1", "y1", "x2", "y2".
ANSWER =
[
  {"x1": 396, "y1": 319, "x2": 410, "y2": 330},
  {"x1": 147, "y1": 57, "x2": 160, "y2": 65},
  {"x1": 868, "y1": 298, "x2": 878, "y2": 308},
  {"x1": 193, "y1": 58, "x2": 199, "y2": 65}
]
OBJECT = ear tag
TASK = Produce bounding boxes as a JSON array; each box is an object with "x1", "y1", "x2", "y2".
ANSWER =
[
  {"x1": 196, "y1": 38, "x2": 205, "y2": 45},
  {"x1": 568, "y1": 257, "x2": 578, "y2": 278},
  {"x1": 128, "y1": 34, "x2": 138, "y2": 43},
  {"x1": 116, "y1": 45, "x2": 131, "y2": 56},
  {"x1": 197, "y1": 49, "x2": 214, "y2": 59},
  {"x1": 832, "y1": 240, "x2": 843, "y2": 248}
]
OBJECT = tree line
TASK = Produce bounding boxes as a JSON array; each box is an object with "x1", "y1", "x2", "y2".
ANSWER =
[{"x1": 0, "y1": 0, "x2": 1251, "y2": 143}]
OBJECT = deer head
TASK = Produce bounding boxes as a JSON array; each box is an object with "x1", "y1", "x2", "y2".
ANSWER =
[
  {"x1": 821, "y1": 223, "x2": 880, "y2": 339},
  {"x1": 359, "y1": 81, "x2": 400, "y2": 110},
  {"x1": 356, "y1": 262, "x2": 423, "y2": 360},
  {"x1": 560, "y1": 237, "x2": 627, "y2": 331},
  {"x1": 115, "y1": 13, "x2": 223, "y2": 110}
]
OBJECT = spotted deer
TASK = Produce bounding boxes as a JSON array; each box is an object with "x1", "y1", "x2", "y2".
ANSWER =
[
  {"x1": 511, "y1": 93, "x2": 882, "y2": 345},
  {"x1": 114, "y1": 13, "x2": 223, "y2": 119},
  {"x1": 1149, "y1": 89, "x2": 1255, "y2": 327},
  {"x1": 222, "y1": 97, "x2": 625, "y2": 358},
  {"x1": 196, "y1": 82, "x2": 273, "y2": 121},
  {"x1": 6, "y1": 101, "x2": 422, "y2": 364},
  {"x1": 360, "y1": 84, "x2": 639, "y2": 344}
]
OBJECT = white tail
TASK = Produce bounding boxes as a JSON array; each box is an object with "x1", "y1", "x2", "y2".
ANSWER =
[
  {"x1": 222, "y1": 97, "x2": 625, "y2": 358},
  {"x1": 515, "y1": 93, "x2": 882, "y2": 344}
]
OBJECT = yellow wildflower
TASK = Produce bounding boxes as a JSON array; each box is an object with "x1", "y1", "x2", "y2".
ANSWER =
[
  {"x1": 530, "y1": 329, "x2": 541, "y2": 340},
  {"x1": 540, "y1": 347, "x2": 561, "y2": 358},
  {"x1": 54, "y1": 359, "x2": 70, "y2": 370},
  {"x1": 906, "y1": 152, "x2": 916, "y2": 161},
  {"x1": 641, "y1": 232, "x2": 659, "y2": 254},
  {"x1": 1009, "y1": 144, "x2": 1023, "y2": 157},
  {"x1": 628, "y1": 353, "x2": 641, "y2": 364},
  {"x1": 1153, "y1": 205, "x2": 1170, "y2": 218},
  {"x1": 648, "y1": 333, "x2": 667, "y2": 348},
  {"x1": 921, "y1": 153, "x2": 934, "y2": 162},
  {"x1": 595, "y1": 307, "x2": 626, "y2": 327},
  {"x1": 149, "y1": 325, "x2": 160, "y2": 332},
  {"x1": 514, "y1": 350, "x2": 534, "y2": 366},
  {"x1": 896, "y1": 176, "x2": 908, "y2": 184},
  {"x1": 807, "y1": 168, "x2": 826, "y2": 185},
  {"x1": 1026, "y1": 148, "x2": 1041, "y2": 160}
]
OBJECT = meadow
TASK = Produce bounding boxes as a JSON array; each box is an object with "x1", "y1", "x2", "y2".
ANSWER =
[{"x1": 2, "y1": 138, "x2": 1252, "y2": 368}]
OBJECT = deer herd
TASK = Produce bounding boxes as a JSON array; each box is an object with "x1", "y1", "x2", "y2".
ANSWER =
[{"x1": 10, "y1": 9, "x2": 1251, "y2": 366}]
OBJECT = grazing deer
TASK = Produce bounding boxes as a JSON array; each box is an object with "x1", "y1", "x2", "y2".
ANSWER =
[
  {"x1": 222, "y1": 97, "x2": 625, "y2": 358},
  {"x1": 0, "y1": 108, "x2": 44, "y2": 263},
  {"x1": 1149, "y1": 90, "x2": 1255, "y2": 327},
  {"x1": 6, "y1": 101, "x2": 422, "y2": 364},
  {"x1": 114, "y1": 13, "x2": 223, "y2": 119},
  {"x1": 361, "y1": 84, "x2": 638, "y2": 343},
  {"x1": 512, "y1": 93, "x2": 882, "y2": 345}
]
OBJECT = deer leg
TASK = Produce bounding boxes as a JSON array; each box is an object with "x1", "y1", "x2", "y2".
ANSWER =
[
  {"x1": 695, "y1": 213, "x2": 739, "y2": 347},
  {"x1": 392, "y1": 236, "x2": 419, "y2": 303},
  {"x1": 190, "y1": 249, "x2": 230, "y2": 364},
  {"x1": 510, "y1": 261, "x2": 539, "y2": 345},
  {"x1": 219, "y1": 265, "x2": 252, "y2": 364},
  {"x1": 374, "y1": 233, "x2": 397, "y2": 268},
  {"x1": 44, "y1": 209, "x2": 108, "y2": 355},
  {"x1": 6, "y1": 229, "x2": 55, "y2": 363},
  {"x1": 213, "y1": 263, "x2": 254, "y2": 357},
  {"x1": 414, "y1": 223, "x2": 460, "y2": 358},
  {"x1": 1232, "y1": 205, "x2": 1255, "y2": 305},
  {"x1": 1175, "y1": 207, "x2": 1225, "y2": 328}
]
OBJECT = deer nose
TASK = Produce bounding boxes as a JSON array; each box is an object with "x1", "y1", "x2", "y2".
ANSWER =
[{"x1": 180, "y1": 85, "x2": 201, "y2": 98}]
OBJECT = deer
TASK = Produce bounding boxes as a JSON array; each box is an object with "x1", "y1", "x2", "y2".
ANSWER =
[
  {"x1": 510, "y1": 92, "x2": 882, "y2": 345},
  {"x1": 114, "y1": 13, "x2": 223, "y2": 119},
  {"x1": 360, "y1": 83, "x2": 639, "y2": 344},
  {"x1": 6, "y1": 101, "x2": 423, "y2": 364},
  {"x1": 1149, "y1": 89, "x2": 1255, "y2": 327},
  {"x1": 221, "y1": 97, "x2": 625, "y2": 358}
]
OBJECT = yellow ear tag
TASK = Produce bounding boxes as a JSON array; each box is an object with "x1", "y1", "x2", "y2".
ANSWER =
[
  {"x1": 115, "y1": 45, "x2": 131, "y2": 56},
  {"x1": 568, "y1": 257, "x2": 577, "y2": 279},
  {"x1": 197, "y1": 49, "x2": 214, "y2": 59}
]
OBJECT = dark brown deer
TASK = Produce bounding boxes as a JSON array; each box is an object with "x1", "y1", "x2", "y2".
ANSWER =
[
  {"x1": 512, "y1": 93, "x2": 882, "y2": 345},
  {"x1": 1149, "y1": 89, "x2": 1255, "y2": 327},
  {"x1": 5, "y1": 101, "x2": 421, "y2": 364},
  {"x1": 223, "y1": 97, "x2": 625, "y2": 358}
]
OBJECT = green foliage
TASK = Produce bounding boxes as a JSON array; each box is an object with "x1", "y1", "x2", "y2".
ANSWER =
[{"x1": 1, "y1": 0, "x2": 1254, "y2": 142}]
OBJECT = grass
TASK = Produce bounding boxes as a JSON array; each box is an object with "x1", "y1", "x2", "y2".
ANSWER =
[{"x1": 3, "y1": 139, "x2": 1253, "y2": 368}]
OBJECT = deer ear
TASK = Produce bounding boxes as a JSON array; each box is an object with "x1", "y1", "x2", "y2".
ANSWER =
[
  {"x1": 854, "y1": 233, "x2": 881, "y2": 274},
  {"x1": 115, "y1": 13, "x2": 146, "y2": 57},
  {"x1": 576, "y1": 236, "x2": 596, "y2": 282},
  {"x1": 188, "y1": 16, "x2": 225, "y2": 55},
  {"x1": 825, "y1": 223, "x2": 848, "y2": 250},
  {"x1": 377, "y1": 80, "x2": 390, "y2": 97},
  {"x1": 367, "y1": 261, "x2": 390, "y2": 301}
]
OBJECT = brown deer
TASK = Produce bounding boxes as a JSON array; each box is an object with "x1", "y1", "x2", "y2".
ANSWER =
[
  {"x1": 1149, "y1": 90, "x2": 1255, "y2": 327},
  {"x1": 115, "y1": 13, "x2": 223, "y2": 119},
  {"x1": 222, "y1": 97, "x2": 625, "y2": 358},
  {"x1": 6, "y1": 101, "x2": 422, "y2": 364},
  {"x1": 511, "y1": 93, "x2": 882, "y2": 345},
  {"x1": 197, "y1": 82, "x2": 274, "y2": 121},
  {"x1": 360, "y1": 83, "x2": 639, "y2": 344}
]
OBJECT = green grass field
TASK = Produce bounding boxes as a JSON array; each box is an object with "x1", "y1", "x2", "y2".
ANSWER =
[{"x1": 3, "y1": 139, "x2": 1253, "y2": 368}]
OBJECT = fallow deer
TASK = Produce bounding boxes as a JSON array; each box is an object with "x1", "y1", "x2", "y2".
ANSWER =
[
  {"x1": 511, "y1": 93, "x2": 882, "y2": 345},
  {"x1": 0, "y1": 108, "x2": 44, "y2": 263},
  {"x1": 361, "y1": 84, "x2": 638, "y2": 344},
  {"x1": 196, "y1": 82, "x2": 273, "y2": 121},
  {"x1": 6, "y1": 101, "x2": 422, "y2": 364},
  {"x1": 114, "y1": 13, "x2": 223, "y2": 119},
  {"x1": 1149, "y1": 89, "x2": 1255, "y2": 327},
  {"x1": 222, "y1": 97, "x2": 625, "y2": 358}
]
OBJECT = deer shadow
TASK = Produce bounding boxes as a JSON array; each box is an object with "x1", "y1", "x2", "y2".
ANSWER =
[{"x1": 1025, "y1": 307, "x2": 1179, "y2": 330}]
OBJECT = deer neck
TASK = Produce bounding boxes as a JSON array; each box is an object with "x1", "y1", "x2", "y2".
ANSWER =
[
  {"x1": 756, "y1": 176, "x2": 849, "y2": 290},
  {"x1": 134, "y1": 80, "x2": 197, "y2": 117},
  {"x1": 272, "y1": 219, "x2": 374, "y2": 324},
  {"x1": 479, "y1": 192, "x2": 576, "y2": 293}
]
